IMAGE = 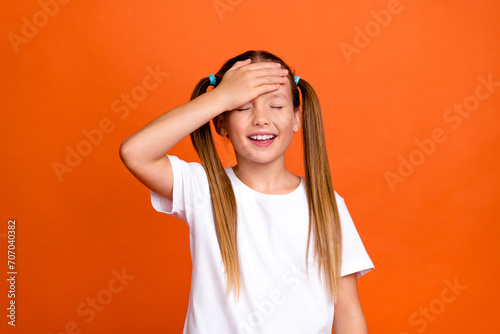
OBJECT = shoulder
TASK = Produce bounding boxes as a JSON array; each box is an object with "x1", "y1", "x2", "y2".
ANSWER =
[
  {"x1": 168, "y1": 155, "x2": 208, "y2": 181},
  {"x1": 168, "y1": 155, "x2": 204, "y2": 171},
  {"x1": 333, "y1": 191, "x2": 358, "y2": 230},
  {"x1": 334, "y1": 191, "x2": 345, "y2": 203},
  {"x1": 166, "y1": 155, "x2": 213, "y2": 200}
]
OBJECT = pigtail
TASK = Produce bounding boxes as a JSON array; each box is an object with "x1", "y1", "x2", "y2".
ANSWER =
[
  {"x1": 189, "y1": 77, "x2": 240, "y2": 300},
  {"x1": 298, "y1": 78, "x2": 343, "y2": 303}
]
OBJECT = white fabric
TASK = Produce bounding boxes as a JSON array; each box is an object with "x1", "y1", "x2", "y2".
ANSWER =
[{"x1": 151, "y1": 155, "x2": 374, "y2": 334}]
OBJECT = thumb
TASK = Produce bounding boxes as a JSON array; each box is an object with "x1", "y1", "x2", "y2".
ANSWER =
[{"x1": 227, "y1": 58, "x2": 252, "y2": 72}]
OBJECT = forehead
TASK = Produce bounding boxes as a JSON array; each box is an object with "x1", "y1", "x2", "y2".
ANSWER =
[
  {"x1": 267, "y1": 92, "x2": 288, "y2": 100},
  {"x1": 260, "y1": 80, "x2": 292, "y2": 100}
]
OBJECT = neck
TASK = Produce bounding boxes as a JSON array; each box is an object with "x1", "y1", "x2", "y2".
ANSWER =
[{"x1": 232, "y1": 157, "x2": 300, "y2": 195}]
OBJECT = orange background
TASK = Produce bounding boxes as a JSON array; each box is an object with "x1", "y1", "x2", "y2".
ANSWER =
[{"x1": 2, "y1": 0, "x2": 499, "y2": 333}]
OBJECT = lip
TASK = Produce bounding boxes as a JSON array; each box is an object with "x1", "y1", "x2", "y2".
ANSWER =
[
  {"x1": 247, "y1": 132, "x2": 277, "y2": 147},
  {"x1": 247, "y1": 131, "x2": 277, "y2": 137},
  {"x1": 250, "y1": 137, "x2": 276, "y2": 147}
]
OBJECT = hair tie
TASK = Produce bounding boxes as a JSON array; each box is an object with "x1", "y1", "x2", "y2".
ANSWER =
[
  {"x1": 208, "y1": 74, "x2": 216, "y2": 86},
  {"x1": 294, "y1": 75, "x2": 300, "y2": 85}
]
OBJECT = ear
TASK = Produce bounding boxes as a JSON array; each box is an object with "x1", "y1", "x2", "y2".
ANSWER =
[
  {"x1": 213, "y1": 114, "x2": 228, "y2": 137},
  {"x1": 292, "y1": 108, "x2": 302, "y2": 133}
]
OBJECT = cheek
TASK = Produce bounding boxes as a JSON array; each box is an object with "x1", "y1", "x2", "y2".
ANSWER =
[
  {"x1": 225, "y1": 116, "x2": 246, "y2": 137},
  {"x1": 279, "y1": 111, "x2": 297, "y2": 129}
]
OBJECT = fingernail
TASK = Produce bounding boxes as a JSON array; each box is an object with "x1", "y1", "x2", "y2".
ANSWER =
[
  {"x1": 283, "y1": 69, "x2": 288, "y2": 75},
  {"x1": 276, "y1": 63, "x2": 281, "y2": 67}
]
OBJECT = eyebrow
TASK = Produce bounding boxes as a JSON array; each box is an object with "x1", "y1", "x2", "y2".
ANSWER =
[{"x1": 268, "y1": 93, "x2": 287, "y2": 99}]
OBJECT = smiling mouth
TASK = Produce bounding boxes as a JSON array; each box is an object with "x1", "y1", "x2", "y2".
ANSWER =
[{"x1": 248, "y1": 135, "x2": 277, "y2": 141}]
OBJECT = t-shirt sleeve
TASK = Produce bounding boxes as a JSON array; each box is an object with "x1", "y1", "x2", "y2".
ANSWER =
[
  {"x1": 150, "y1": 155, "x2": 211, "y2": 226},
  {"x1": 335, "y1": 192, "x2": 375, "y2": 278}
]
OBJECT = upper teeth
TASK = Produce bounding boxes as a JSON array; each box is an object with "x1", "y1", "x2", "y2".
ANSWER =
[{"x1": 250, "y1": 135, "x2": 275, "y2": 140}]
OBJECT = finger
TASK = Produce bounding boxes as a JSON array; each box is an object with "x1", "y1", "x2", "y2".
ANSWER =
[
  {"x1": 253, "y1": 75, "x2": 288, "y2": 88},
  {"x1": 227, "y1": 60, "x2": 280, "y2": 75},
  {"x1": 251, "y1": 67, "x2": 288, "y2": 79},
  {"x1": 227, "y1": 58, "x2": 252, "y2": 72},
  {"x1": 254, "y1": 83, "x2": 282, "y2": 96},
  {"x1": 244, "y1": 61, "x2": 282, "y2": 71},
  {"x1": 247, "y1": 68, "x2": 289, "y2": 88}
]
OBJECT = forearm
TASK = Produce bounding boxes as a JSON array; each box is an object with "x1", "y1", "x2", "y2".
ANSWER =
[
  {"x1": 332, "y1": 273, "x2": 369, "y2": 334},
  {"x1": 332, "y1": 308, "x2": 368, "y2": 334},
  {"x1": 120, "y1": 89, "x2": 226, "y2": 164}
]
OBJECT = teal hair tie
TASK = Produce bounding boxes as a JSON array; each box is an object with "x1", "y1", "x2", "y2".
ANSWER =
[
  {"x1": 208, "y1": 74, "x2": 216, "y2": 86},
  {"x1": 294, "y1": 75, "x2": 300, "y2": 85}
]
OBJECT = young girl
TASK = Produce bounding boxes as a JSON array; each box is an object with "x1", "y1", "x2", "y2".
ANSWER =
[{"x1": 120, "y1": 50, "x2": 374, "y2": 333}]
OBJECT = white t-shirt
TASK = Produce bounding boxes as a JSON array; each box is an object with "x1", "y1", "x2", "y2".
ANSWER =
[{"x1": 151, "y1": 155, "x2": 374, "y2": 334}]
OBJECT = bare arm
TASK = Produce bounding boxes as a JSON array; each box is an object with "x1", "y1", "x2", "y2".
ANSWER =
[
  {"x1": 119, "y1": 59, "x2": 288, "y2": 200},
  {"x1": 332, "y1": 273, "x2": 369, "y2": 334},
  {"x1": 119, "y1": 89, "x2": 225, "y2": 200}
]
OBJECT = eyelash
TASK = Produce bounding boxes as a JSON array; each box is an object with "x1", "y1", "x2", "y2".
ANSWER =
[{"x1": 235, "y1": 106, "x2": 284, "y2": 111}]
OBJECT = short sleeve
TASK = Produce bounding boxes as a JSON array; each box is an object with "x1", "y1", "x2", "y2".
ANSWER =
[
  {"x1": 150, "y1": 155, "x2": 212, "y2": 226},
  {"x1": 335, "y1": 192, "x2": 375, "y2": 278}
]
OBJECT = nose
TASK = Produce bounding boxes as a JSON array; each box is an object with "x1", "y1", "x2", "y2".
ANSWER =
[{"x1": 252, "y1": 105, "x2": 270, "y2": 126}]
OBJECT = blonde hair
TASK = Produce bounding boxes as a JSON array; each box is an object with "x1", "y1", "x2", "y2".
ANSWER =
[{"x1": 189, "y1": 50, "x2": 342, "y2": 302}]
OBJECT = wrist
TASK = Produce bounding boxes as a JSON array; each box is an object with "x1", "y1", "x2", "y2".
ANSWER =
[{"x1": 204, "y1": 88, "x2": 231, "y2": 114}]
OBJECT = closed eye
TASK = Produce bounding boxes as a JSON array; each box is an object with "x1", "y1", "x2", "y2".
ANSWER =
[
  {"x1": 271, "y1": 106, "x2": 284, "y2": 109},
  {"x1": 235, "y1": 108, "x2": 250, "y2": 111}
]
